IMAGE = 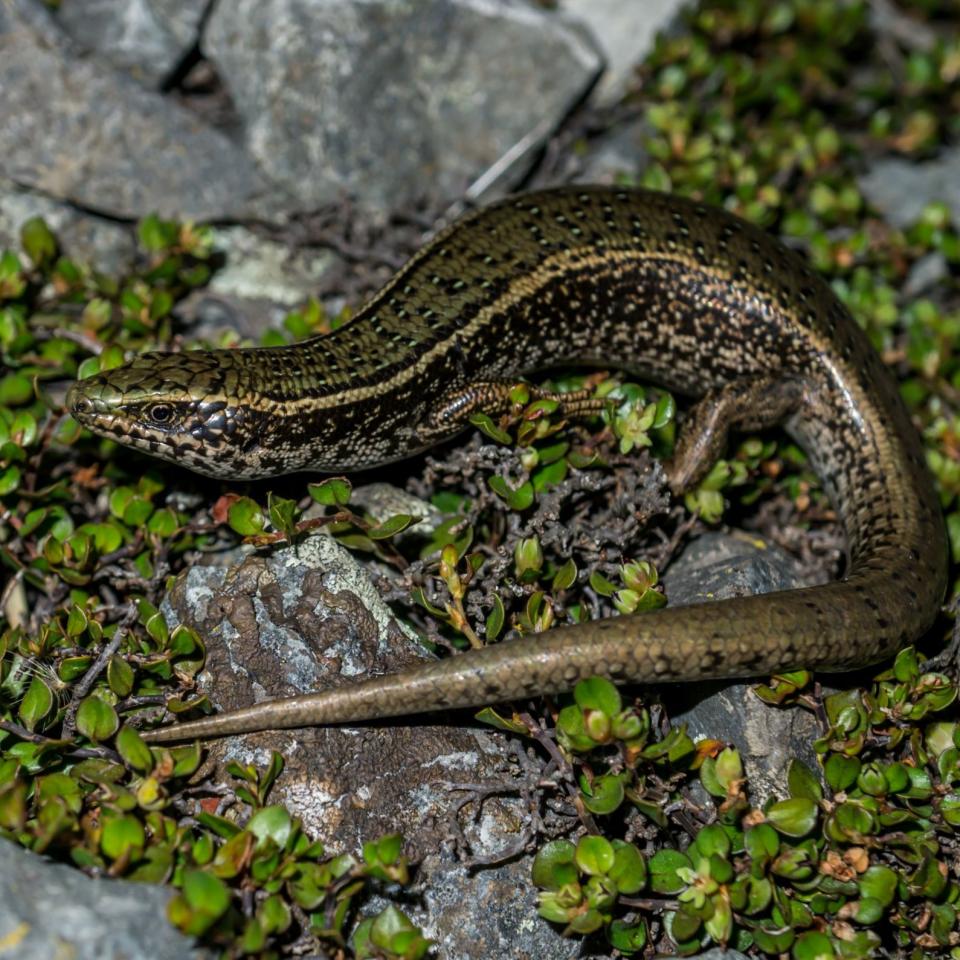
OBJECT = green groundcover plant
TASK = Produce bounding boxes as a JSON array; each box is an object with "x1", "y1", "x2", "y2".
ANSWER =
[{"x1": 1, "y1": 0, "x2": 959, "y2": 957}]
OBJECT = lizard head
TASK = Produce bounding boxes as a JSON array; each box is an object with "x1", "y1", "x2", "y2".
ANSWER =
[{"x1": 66, "y1": 351, "x2": 262, "y2": 479}]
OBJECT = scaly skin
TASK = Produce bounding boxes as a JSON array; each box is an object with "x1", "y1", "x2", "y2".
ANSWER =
[{"x1": 65, "y1": 187, "x2": 948, "y2": 742}]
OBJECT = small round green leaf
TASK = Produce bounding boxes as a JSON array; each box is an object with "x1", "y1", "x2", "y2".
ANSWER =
[
  {"x1": 793, "y1": 930, "x2": 834, "y2": 960},
  {"x1": 574, "y1": 677, "x2": 621, "y2": 715},
  {"x1": 575, "y1": 835, "x2": 615, "y2": 876},
  {"x1": 787, "y1": 759, "x2": 823, "y2": 802},
  {"x1": 18, "y1": 676, "x2": 53, "y2": 731},
  {"x1": 368, "y1": 513, "x2": 415, "y2": 539},
  {"x1": 107, "y1": 655, "x2": 135, "y2": 697},
  {"x1": 116, "y1": 726, "x2": 154, "y2": 773},
  {"x1": 227, "y1": 496, "x2": 265, "y2": 536},
  {"x1": 582, "y1": 773, "x2": 626, "y2": 816},
  {"x1": 824, "y1": 753, "x2": 861, "y2": 792},
  {"x1": 248, "y1": 804, "x2": 294, "y2": 850},
  {"x1": 170, "y1": 870, "x2": 231, "y2": 936},
  {"x1": 76, "y1": 695, "x2": 119, "y2": 742},
  {"x1": 610, "y1": 841, "x2": 647, "y2": 895},
  {"x1": 766, "y1": 797, "x2": 818, "y2": 838},
  {"x1": 20, "y1": 216, "x2": 58, "y2": 265},
  {"x1": 608, "y1": 918, "x2": 647, "y2": 953},
  {"x1": 308, "y1": 477, "x2": 352, "y2": 506},
  {"x1": 485, "y1": 594, "x2": 505, "y2": 641},
  {"x1": 101, "y1": 814, "x2": 145, "y2": 861},
  {"x1": 649, "y1": 849, "x2": 691, "y2": 894},
  {"x1": 858, "y1": 864, "x2": 897, "y2": 907},
  {"x1": 532, "y1": 840, "x2": 577, "y2": 890}
]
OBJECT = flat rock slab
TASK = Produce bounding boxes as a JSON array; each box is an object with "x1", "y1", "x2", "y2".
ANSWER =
[
  {"x1": 206, "y1": 225, "x2": 337, "y2": 307},
  {"x1": 53, "y1": 0, "x2": 207, "y2": 87},
  {"x1": 0, "y1": 179, "x2": 138, "y2": 275},
  {"x1": 0, "y1": 839, "x2": 210, "y2": 960},
  {"x1": 162, "y1": 534, "x2": 580, "y2": 958},
  {"x1": 162, "y1": 532, "x2": 509, "y2": 854},
  {"x1": 859, "y1": 149, "x2": 960, "y2": 229},
  {"x1": 561, "y1": 0, "x2": 689, "y2": 104},
  {"x1": 662, "y1": 531, "x2": 825, "y2": 802},
  {"x1": 203, "y1": 0, "x2": 602, "y2": 215},
  {"x1": 0, "y1": 0, "x2": 268, "y2": 221},
  {"x1": 407, "y1": 857, "x2": 578, "y2": 960},
  {"x1": 665, "y1": 530, "x2": 812, "y2": 605}
]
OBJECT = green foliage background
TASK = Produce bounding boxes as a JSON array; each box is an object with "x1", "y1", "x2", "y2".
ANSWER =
[{"x1": 1, "y1": 0, "x2": 959, "y2": 957}]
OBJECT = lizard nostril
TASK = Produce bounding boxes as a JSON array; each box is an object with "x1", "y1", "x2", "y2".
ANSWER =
[{"x1": 74, "y1": 399, "x2": 90, "y2": 415}]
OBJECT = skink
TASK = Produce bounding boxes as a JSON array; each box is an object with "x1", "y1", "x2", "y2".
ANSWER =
[{"x1": 65, "y1": 186, "x2": 948, "y2": 742}]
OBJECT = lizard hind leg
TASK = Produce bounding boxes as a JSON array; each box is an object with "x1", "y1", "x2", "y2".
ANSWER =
[{"x1": 666, "y1": 376, "x2": 804, "y2": 496}]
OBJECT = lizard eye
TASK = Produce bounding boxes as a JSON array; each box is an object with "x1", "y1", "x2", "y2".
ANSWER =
[{"x1": 148, "y1": 403, "x2": 174, "y2": 424}]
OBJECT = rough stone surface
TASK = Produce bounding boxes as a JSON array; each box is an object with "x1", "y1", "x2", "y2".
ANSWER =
[
  {"x1": 349, "y1": 482, "x2": 444, "y2": 540},
  {"x1": 573, "y1": 117, "x2": 652, "y2": 185},
  {"x1": 206, "y1": 225, "x2": 337, "y2": 307},
  {"x1": 667, "y1": 530, "x2": 812, "y2": 603},
  {"x1": 902, "y1": 251, "x2": 949, "y2": 299},
  {"x1": 174, "y1": 290, "x2": 292, "y2": 344},
  {"x1": 0, "y1": 179, "x2": 138, "y2": 275},
  {"x1": 54, "y1": 0, "x2": 207, "y2": 87},
  {"x1": 203, "y1": 0, "x2": 602, "y2": 214},
  {"x1": 0, "y1": 839, "x2": 210, "y2": 960},
  {"x1": 162, "y1": 534, "x2": 579, "y2": 959},
  {"x1": 663, "y1": 531, "x2": 824, "y2": 802},
  {"x1": 561, "y1": 0, "x2": 689, "y2": 104},
  {"x1": 859, "y1": 149, "x2": 960, "y2": 229},
  {"x1": 410, "y1": 858, "x2": 577, "y2": 960},
  {"x1": 0, "y1": 0, "x2": 269, "y2": 221},
  {"x1": 869, "y1": 0, "x2": 936, "y2": 52},
  {"x1": 151, "y1": 0, "x2": 208, "y2": 47}
]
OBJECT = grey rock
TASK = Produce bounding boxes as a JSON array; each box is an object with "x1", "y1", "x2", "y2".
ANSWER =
[
  {"x1": 172, "y1": 222, "x2": 342, "y2": 342},
  {"x1": 162, "y1": 535, "x2": 578, "y2": 958},
  {"x1": 366, "y1": 853, "x2": 579, "y2": 960},
  {"x1": 349, "y1": 482, "x2": 445, "y2": 540},
  {"x1": 574, "y1": 116, "x2": 652, "y2": 185},
  {"x1": 203, "y1": 0, "x2": 602, "y2": 215},
  {"x1": 0, "y1": 0, "x2": 269, "y2": 221},
  {"x1": 666, "y1": 530, "x2": 808, "y2": 605},
  {"x1": 0, "y1": 838, "x2": 210, "y2": 960},
  {"x1": 0, "y1": 179, "x2": 137, "y2": 275},
  {"x1": 662, "y1": 532, "x2": 824, "y2": 802},
  {"x1": 206, "y1": 225, "x2": 336, "y2": 307},
  {"x1": 414, "y1": 859, "x2": 578, "y2": 960},
  {"x1": 869, "y1": 0, "x2": 936, "y2": 52},
  {"x1": 902, "y1": 250, "x2": 948, "y2": 299},
  {"x1": 859, "y1": 149, "x2": 960, "y2": 229},
  {"x1": 54, "y1": 0, "x2": 207, "y2": 87},
  {"x1": 1, "y1": 0, "x2": 58, "y2": 34},
  {"x1": 561, "y1": 0, "x2": 689, "y2": 104},
  {"x1": 152, "y1": 0, "x2": 208, "y2": 47},
  {"x1": 174, "y1": 290, "x2": 291, "y2": 343}
]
